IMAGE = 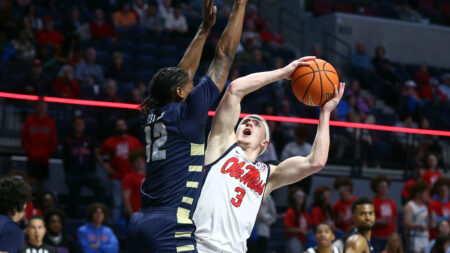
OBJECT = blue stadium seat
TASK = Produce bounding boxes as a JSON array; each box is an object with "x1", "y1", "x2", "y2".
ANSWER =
[
  {"x1": 134, "y1": 55, "x2": 157, "y2": 69},
  {"x1": 157, "y1": 45, "x2": 184, "y2": 59},
  {"x1": 135, "y1": 69, "x2": 155, "y2": 83},
  {"x1": 134, "y1": 43, "x2": 158, "y2": 56},
  {"x1": 157, "y1": 57, "x2": 179, "y2": 69}
]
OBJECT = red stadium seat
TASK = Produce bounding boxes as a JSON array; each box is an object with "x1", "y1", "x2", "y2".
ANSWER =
[
  {"x1": 335, "y1": 3, "x2": 353, "y2": 13},
  {"x1": 314, "y1": 0, "x2": 333, "y2": 15}
]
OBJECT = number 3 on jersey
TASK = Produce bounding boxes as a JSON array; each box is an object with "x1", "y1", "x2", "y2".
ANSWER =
[
  {"x1": 231, "y1": 187, "x2": 246, "y2": 207},
  {"x1": 144, "y1": 122, "x2": 167, "y2": 162}
]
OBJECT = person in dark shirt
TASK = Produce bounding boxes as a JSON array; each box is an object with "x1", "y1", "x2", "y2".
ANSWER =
[
  {"x1": 21, "y1": 215, "x2": 57, "y2": 253},
  {"x1": 63, "y1": 116, "x2": 104, "y2": 217},
  {"x1": 43, "y1": 210, "x2": 76, "y2": 253},
  {"x1": 0, "y1": 176, "x2": 32, "y2": 253}
]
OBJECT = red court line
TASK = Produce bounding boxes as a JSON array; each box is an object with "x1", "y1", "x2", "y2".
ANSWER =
[{"x1": 1, "y1": 92, "x2": 449, "y2": 137}]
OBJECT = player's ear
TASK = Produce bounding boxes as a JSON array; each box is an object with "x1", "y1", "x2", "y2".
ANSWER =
[
  {"x1": 176, "y1": 86, "x2": 185, "y2": 99},
  {"x1": 261, "y1": 140, "x2": 269, "y2": 150}
]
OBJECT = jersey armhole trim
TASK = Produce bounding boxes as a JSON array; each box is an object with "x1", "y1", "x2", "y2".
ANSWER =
[{"x1": 204, "y1": 143, "x2": 238, "y2": 168}]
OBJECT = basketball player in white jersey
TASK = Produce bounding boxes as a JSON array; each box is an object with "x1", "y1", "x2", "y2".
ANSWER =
[{"x1": 192, "y1": 56, "x2": 345, "y2": 253}]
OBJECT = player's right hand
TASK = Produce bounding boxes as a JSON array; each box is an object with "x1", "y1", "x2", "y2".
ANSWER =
[{"x1": 202, "y1": 0, "x2": 217, "y2": 30}]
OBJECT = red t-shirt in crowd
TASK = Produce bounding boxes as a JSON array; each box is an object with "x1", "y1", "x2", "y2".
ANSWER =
[
  {"x1": 372, "y1": 196, "x2": 398, "y2": 238},
  {"x1": 98, "y1": 135, "x2": 143, "y2": 180},
  {"x1": 36, "y1": 29, "x2": 64, "y2": 46},
  {"x1": 122, "y1": 172, "x2": 146, "y2": 212},
  {"x1": 90, "y1": 21, "x2": 118, "y2": 40},
  {"x1": 332, "y1": 196, "x2": 357, "y2": 233},
  {"x1": 428, "y1": 198, "x2": 450, "y2": 239},
  {"x1": 311, "y1": 206, "x2": 334, "y2": 227},
  {"x1": 423, "y1": 170, "x2": 442, "y2": 186},
  {"x1": 283, "y1": 208, "x2": 311, "y2": 244},
  {"x1": 402, "y1": 179, "x2": 417, "y2": 199},
  {"x1": 52, "y1": 77, "x2": 80, "y2": 99},
  {"x1": 25, "y1": 202, "x2": 42, "y2": 221},
  {"x1": 21, "y1": 113, "x2": 58, "y2": 163}
]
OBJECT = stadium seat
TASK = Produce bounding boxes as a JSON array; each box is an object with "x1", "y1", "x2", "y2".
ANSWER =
[
  {"x1": 335, "y1": 3, "x2": 353, "y2": 13},
  {"x1": 157, "y1": 57, "x2": 179, "y2": 69},
  {"x1": 134, "y1": 43, "x2": 158, "y2": 56},
  {"x1": 314, "y1": 0, "x2": 333, "y2": 15}
]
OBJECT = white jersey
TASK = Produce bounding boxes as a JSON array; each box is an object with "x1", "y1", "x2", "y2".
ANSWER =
[{"x1": 193, "y1": 144, "x2": 270, "y2": 253}]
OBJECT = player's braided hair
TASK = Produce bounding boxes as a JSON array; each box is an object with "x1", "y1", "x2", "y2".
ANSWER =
[
  {"x1": 140, "y1": 67, "x2": 190, "y2": 114},
  {"x1": 0, "y1": 176, "x2": 32, "y2": 216}
]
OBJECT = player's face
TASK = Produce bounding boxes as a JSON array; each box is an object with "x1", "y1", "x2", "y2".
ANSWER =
[
  {"x1": 352, "y1": 204, "x2": 375, "y2": 231},
  {"x1": 236, "y1": 118, "x2": 267, "y2": 152},
  {"x1": 315, "y1": 224, "x2": 335, "y2": 247}
]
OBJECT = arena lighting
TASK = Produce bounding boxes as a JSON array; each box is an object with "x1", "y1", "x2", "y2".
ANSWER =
[{"x1": 1, "y1": 92, "x2": 450, "y2": 137}]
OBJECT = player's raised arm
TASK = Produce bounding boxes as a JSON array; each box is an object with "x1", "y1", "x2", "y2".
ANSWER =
[
  {"x1": 205, "y1": 57, "x2": 314, "y2": 164},
  {"x1": 206, "y1": 0, "x2": 247, "y2": 92},
  {"x1": 177, "y1": 0, "x2": 216, "y2": 79},
  {"x1": 264, "y1": 81, "x2": 345, "y2": 195}
]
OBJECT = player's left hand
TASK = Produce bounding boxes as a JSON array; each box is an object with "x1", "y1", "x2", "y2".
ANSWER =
[
  {"x1": 201, "y1": 0, "x2": 217, "y2": 30},
  {"x1": 281, "y1": 56, "x2": 316, "y2": 80},
  {"x1": 321, "y1": 81, "x2": 345, "y2": 113}
]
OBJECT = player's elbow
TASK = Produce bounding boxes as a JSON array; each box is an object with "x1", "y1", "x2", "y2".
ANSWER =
[{"x1": 309, "y1": 158, "x2": 326, "y2": 172}]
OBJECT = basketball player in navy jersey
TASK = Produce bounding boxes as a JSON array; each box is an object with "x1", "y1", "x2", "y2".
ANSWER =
[
  {"x1": 192, "y1": 57, "x2": 345, "y2": 252},
  {"x1": 126, "y1": 0, "x2": 247, "y2": 252},
  {"x1": 344, "y1": 198, "x2": 375, "y2": 253}
]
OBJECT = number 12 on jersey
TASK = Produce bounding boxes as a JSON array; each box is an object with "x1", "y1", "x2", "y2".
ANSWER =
[
  {"x1": 231, "y1": 187, "x2": 246, "y2": 207},
  {"x1": 144, "y1": 122, "x2": 167, "y2": 162}
]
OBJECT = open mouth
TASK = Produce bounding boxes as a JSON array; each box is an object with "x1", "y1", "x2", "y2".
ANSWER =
[{"x1": 243, "y1": 128, "x2": 252, "y2": 136}]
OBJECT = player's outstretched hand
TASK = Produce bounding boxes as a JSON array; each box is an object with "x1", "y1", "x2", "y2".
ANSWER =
[
  {"x1": 281, "y1": 56, "x2": 316, "y2": 80},
  {"x1": 321, "y1": 81, "x2": 345, "y2": 113},
  {"x1": 202, "y1": 0, "x2": 217, "y2": 30}
]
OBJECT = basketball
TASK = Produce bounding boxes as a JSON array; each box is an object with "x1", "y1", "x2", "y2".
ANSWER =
[{"x1": 291, "y1": 59, "x2": 339, "y2": 106}]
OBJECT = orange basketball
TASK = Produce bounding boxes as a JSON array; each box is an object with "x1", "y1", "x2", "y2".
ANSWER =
[{"x1": 291, "y1": 59, "x2": 339, "y2": 106}]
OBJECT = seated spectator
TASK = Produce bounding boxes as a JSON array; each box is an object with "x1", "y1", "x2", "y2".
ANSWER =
[
  {"x1": 439, "y1": 73, "x2": 450, "y2": 100},
  {"x1": 351, "y1": 42, "x2": 372, "y2": 72},
  {"x1": 241, "y1": 21, "x2": 263, "y2": 48},
  {"x1": 256, "y1": 194, "x2": 276, "y2": 253},
  {"x1": 0, "y1": 0, "x2": 17, "y2": 34},
  {"x1": 90, "y1": 9, "x2": 118, "y2": 41},
  {"x1": 158, "y1": 0, "x2": 174, "y2": 19},
  {"x1": 102, "y1": 79, "x2": 122, "y2": 102},
  {"x1": 105, "y1": 52, "x2": 131, "y2": 84},
  {"x1": 244, "y1": 49, "x2": 268, "y2": 74},
  {"x1": 24, "y1": 5, "x2": 43, "y2": 31},
  {"x1": 122, "y1": 150, "x2": 146, "y2": 218},
  {"x1": 401, "y1": 166, "x2": 425, "y2": 204},
  {"x1": 394, "y1": 113, "x2": 418, "y2": 146},
  {"x1": 311, "y1": 186, "x2": 334, "y2": 228},
  {"x1": 43, "y1": 210, "x2": 76, "y2": 253},
  {"x1": 305, "y1": 223, "x2": 340, "y2": 253},
  {"x1": 277, "y1": 100, "x2": 297, "y2": 139},
  {"x1": 63, "y1": 116, "x2": 104, "y2": 217},
  {"x1": 371, "y1": 175, "x2": 398, "y2": 253},
  {"x1": 397, "y1": 3, "x2": 429, "y2": 23},
  {"x1": 0, "y1": 177, "x2": 32, "y2": 253},
  {"x1": 332, "y1": 177, "x2": 357, "y2": 234},
  {"x1": 372, "y1": 45, "x2": 400, "y2": 86},
  {"x1": 422, "y1": 78, "x2": 447, "y2": 102},
  {"x1": 429, "y1": 236, "x2": 450, "y2": 253},
  {"x1": 129, "y1": 88, "x2": 144, "y2": 104},
  {"x1": 11, "y1": 29, "x2": 36, "y2": 62},
  {"x1": 140, "y1": 3, "x2": 165, "y2": 35},
  {"x1": 77, "y1": 203, "x2": 119, "y2": 253},
  {"x1": 258, "y1": 120, "x2": 279, "y2": 162},
  {"x1": 427, "y1": 220, "x2": 450, "y2": 253},
  {"x1": 259, "y1": 21, "x2": 285, "y2": 46},
  {"x1": 36, "y1": 16, "x2": 64, "y2": 47},
  {"x1": 133, "y1": 0, "x2": 148, "y2": 19},
  {"x1": 281, "y1": 125, "x2": 312, "y2": 160},
  {"x1": 244, "y1": 4, "x2": 265, "y2": 32},
  {"x1": 63, "y1": 7, "x2": 90, "y2": 40},
  {"x1": 284, "y1": 186, "x2": 311, "y2": 253},
  {"x1": 21, "y1": 16, "x2": 37, "y2": 40},
  {"x1": 55, "y1": 35, "x2": 84, "y2": 66},
  {"x1": 428, "y1": 178, "x2": 450, "y2": 239},
  {"x1": 113, "y1": 2, "x2": 138, "y2": 31},
  {"x1": 381, "y1": 233, "x2": 403, "y2": 253},
  {"x1": 37, "y1": 192, "x2": 57, "y2": 215},
  {"x1": 75, "y1": 48, "x2": 105, "y2": 89},
  {"x1": 423, "y1": 153, "x2": 442, "y2": 187},
  {"x1": 400, "y1": 80, "x2": 422, "y2": 116},
  {"x1": 415, "y1": 64, "x2": 431, "y2": 89},
  {"x1": 345, "y1": 79, "x2": 371, "y2": 113},
  {"x1": 403, "y1": 182, "x2": 430, "y2": 253},
  {"x1": 21, "y1": 59, "x2": 51, "y2": 95},
  {"x1": 165, "y1": 6, "x2": 188, "y2": 35},
  {"x1": 21, "y1": 215, "x2": 57, "y2": 253},
  {"x1": 0, "y1": 31, "x2": 16, "y2": 62},
  {"x1": 52, "y1": 65, "x2": 80, "y2": 98}
]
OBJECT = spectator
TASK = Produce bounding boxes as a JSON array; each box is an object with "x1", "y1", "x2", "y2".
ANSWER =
[
  {"x1": 43, "y1": 210, "x2": 77, "y2": 253},
  {"x1": 428, "y1": 178, "x2": 450, "y2": 239},
  {"x1": 332, "y1": 177, "x2": 357, "y2": 234},
  {"x1": 256, "y1": 194, "x2": 277, "y2": 253},
  {"x1": 371, "y1": 175, "x2": 398, "y2": 253},
  {"x1": 281, "y1": 125, "x2": 312, "y2": 160},
  {"x1": 11, "y1": 29, "x2": 36, "y2": 62},
  {"x1": 165, "y1": 6, "x2": 188, "y2": 35},
  {"x1": 0, "y1": 31, "x2": 16, "y2": 62},
  {"x1": 21, "y1": 215, "x2": 57, "y2": 253},
  {"x1": 403, "y1": 182, "x2": 430, "y2": 253},
  {"x1": 381, "y1": 233, "x2": 403, "y2": 253},
  {"x1": 63, "y1": 7, "x2": 90, "y2": 40},
  {"x1": 241, "y1": 21, "x2": 263, "y2": 48},
  {"x1": 311, "y1": 186, "x2": 334, "y2": 227},
  {"x1": 36, "y1": 192, "x2": 56, "y2": 215},
  {"x1": 401, "y1": 166, "x2": 426, "y2": 204},
  {"x1": 394, "y1": 113, "x2": 418, "y2": 147},
  {"x1": 429, "y1": 236, "x2": 450, "y2": 253},
  {"x1": 0, "y1": 177, "x2": 32, "y2": 253},
  {"x1": 74, "y1": 48, "x2": 105, "y2": 89},
  {"x1": 277, "y1": 100, "x2": 297, "y2": 139},
  {"x1": 439, "y1": 73, "x2": 450, "y2": 100},
  {"x1": 55, "y1": 35, "x2": 84, "y2": 66},
  {"x1": 105, "y1": 52, "x2": 132, "y2": 85},
  {"x1": 423, "y1": 78, "x2": 447, "y2": 102},
  {"x1": 305, "y1": 223, "x2": 340, "y2": 253},
  {"x1": 129, "y1": 88, "x2": 144, "y2": 104},
  {"x1": 423, "y1": 153, "x2": 442, "y2": 187},
  {"x1": 122, "y1": 150, "x2": 146, "y2": 218},
  {"x1": 140, "y1": 3, "x2": 165, "y2": 35},
  {"x1": 158, "y1": 0, "x2": 174, "y2": 20},
  {"x1": 63, "y1": 116, "x2": 104, "y2": 217},
  {"x1": 96, "y1": 119, "x2": 143, "y2": 221},
  {"x1": 259, "y1": 21, "x2": 285, "y2": 46},
  {"x1": 21, "y1": 16, "x2": 37, "y2": 40},
  {"x1": 312, "y1": 44, "x2": 324, "y2": 60},
  {"x1": 427, "y1": 220, "x2": 450, "y2": 253},
  {"x1": 24, "y1": 5, "x2": 43, "y2": 31},
  {"x1": 36, "y1": 16, "x2": 64, "y2": 47},
  {"x1": 102, "y1": 79, "x2": 122, "y2": 102},
  {"x1": 284, "y1": 186, "x2": 311, "y2": 253},
  {"x1": 133, "y1": 0, "x2": 148, "y2": 18},
  {"x1": 244, "y1": 4, "x2": 265, "y2": 32},
  {"x1": 113, "y1": 2, "x2": 138, "y2": 31},
  {"x1": 372, "y1": 45, "x2": 400, "y2": 85},
  {"x1": 77, "y1": 203, "x2": 119, "y2": 253},
  {"x1": 0, "y1": 0, "x2": 17, "y2": 34},
  {"x1": 351, "y1": 42, "x2": 372, "y2": 73},
  {"x1": 90, "y1": 9, "x2": 118, "y2": 41},
  {"x1": 21, "y1": 59, "x2": 51, "y2": 95},
  {"x1": 400, "y1": 80, "x2": 422, "y2": 117},
  {"x1": 258, "y1": 120, "x2": 279, "y2": 162},
  {"x1": 414, "y1": 64, "x2": 431, "y2": 88},
  {"x1": 52, "y1": 65, "x2": 81, "y2": 98},
  {"x1": 345, "y1": 80, "x2": 371, "y2": 113},
  {"x1": 21, "y1": 98, "x2": 57, "y2": 194}
]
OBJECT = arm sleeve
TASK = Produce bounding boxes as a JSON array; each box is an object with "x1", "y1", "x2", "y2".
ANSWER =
[
  {"x1": 99, "y1": 228, "x2": 119, "y2": 253},
  {"x1": 179, "y1": 76, "x2": 220, "y2": 141}
]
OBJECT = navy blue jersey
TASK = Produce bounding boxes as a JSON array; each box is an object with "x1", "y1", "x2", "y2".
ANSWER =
[{"x1": 141, "y1": 76, "x2": 219, "y2": 211}]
